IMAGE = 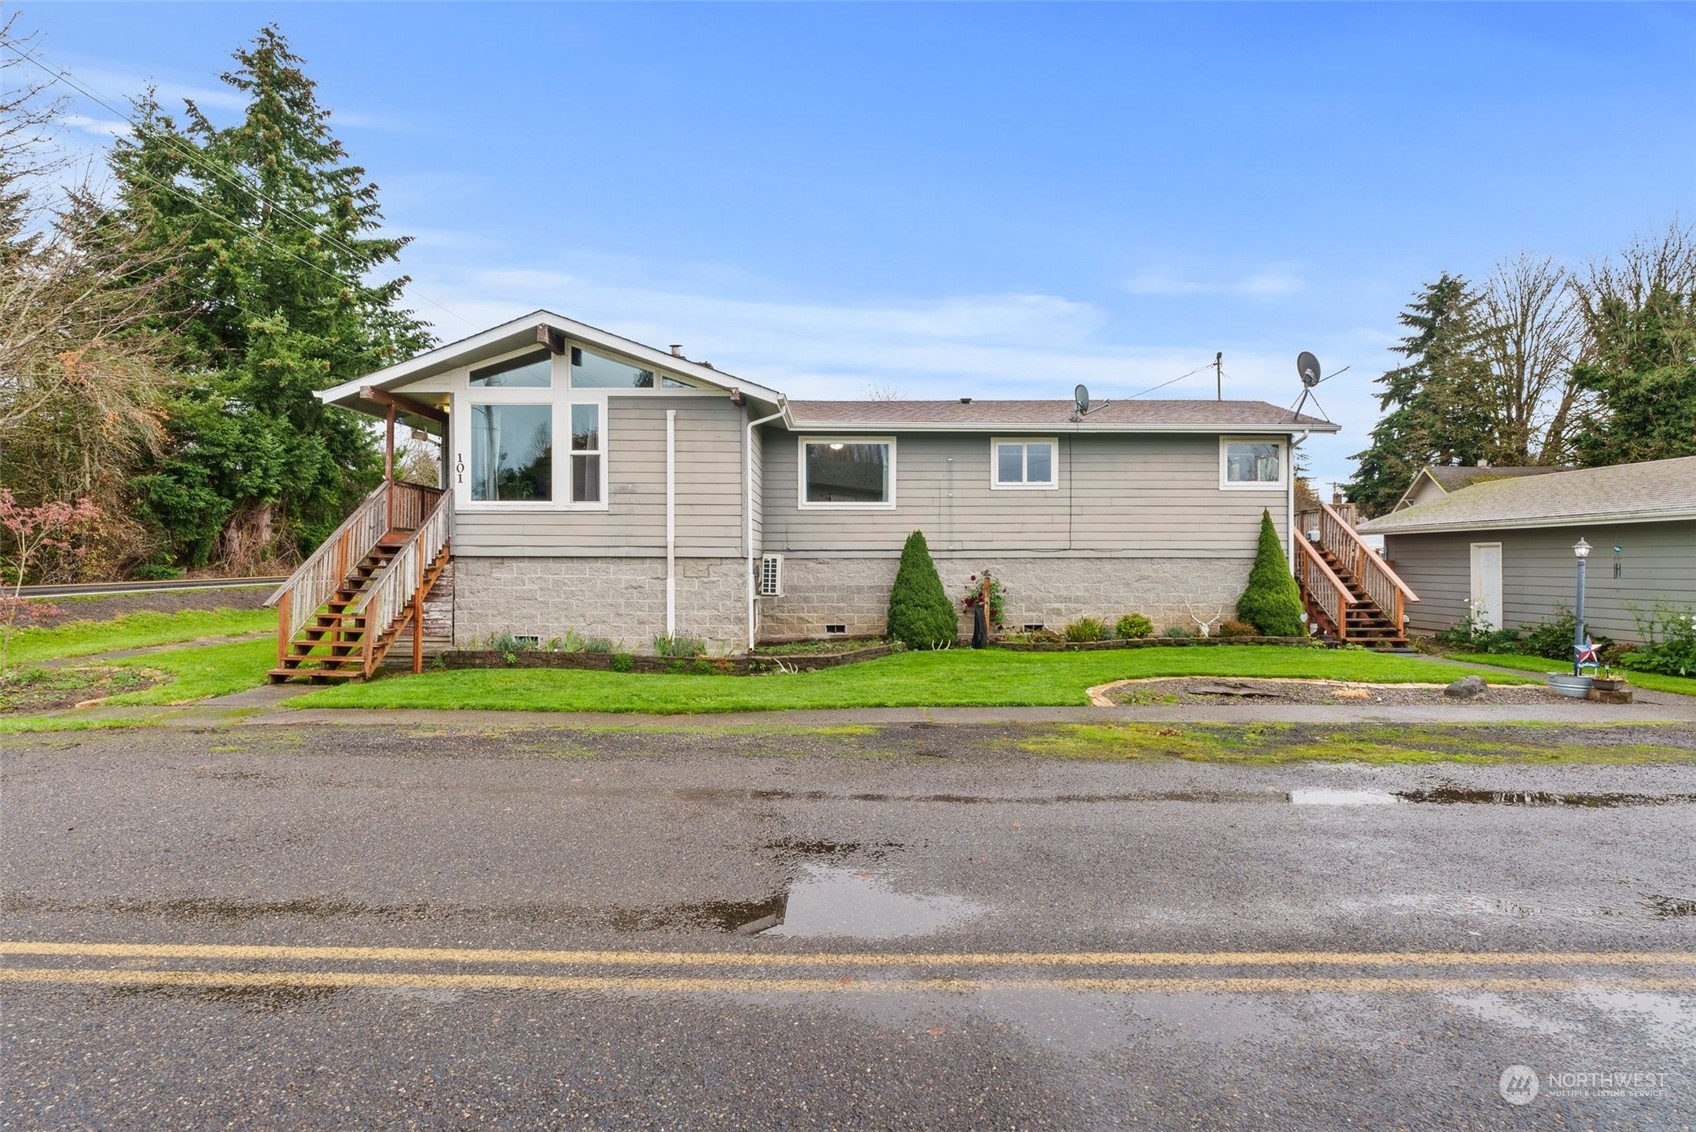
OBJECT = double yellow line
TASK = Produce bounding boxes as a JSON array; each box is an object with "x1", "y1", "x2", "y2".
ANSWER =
[{"x1": 4, "y1": 941, "x2": 1693, "y2": 996}]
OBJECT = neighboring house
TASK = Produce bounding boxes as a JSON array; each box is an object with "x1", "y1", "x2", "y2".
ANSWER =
[
  {"x1": 273, "y1": 310, "x2": 1338, "y2": 674},
  {"x1": 1359, "y1": 456, "x2": 1696, "y2": 642},
  {"x1": 1390, "y1": 464, "x2": 1566, "y2": 511}
]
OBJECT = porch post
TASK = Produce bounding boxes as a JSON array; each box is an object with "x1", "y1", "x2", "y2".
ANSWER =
[{"x1": 384, "y1": 404, "x2": 396, "y2": 530}]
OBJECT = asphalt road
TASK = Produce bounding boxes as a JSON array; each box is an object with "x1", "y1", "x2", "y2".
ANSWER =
[{"x1": 3, "y1": 723, "x2": 1694, "y2": 1130}]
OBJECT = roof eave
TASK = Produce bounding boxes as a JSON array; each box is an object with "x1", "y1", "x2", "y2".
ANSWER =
[
  {"x1": 783, "y1": 420, "x2": 1339, "y2": 434},
  {"x1": 1364, "y1": 509, "x2": 1696, "y2": 535}
]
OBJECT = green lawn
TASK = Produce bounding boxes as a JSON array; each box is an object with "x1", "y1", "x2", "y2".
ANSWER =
[
  {"x1": 4, "y1": 608, "x2": 276, "y2": 665},
  {"x1": 104, "y1": 638, "x2": 278, "y2": 705},
  {"x1": 1450, "y1": 652, "x2": 1696, "y2": 697},
  {"x1": 292, "y1": 646, "x2": 1534, "y2": 715}
]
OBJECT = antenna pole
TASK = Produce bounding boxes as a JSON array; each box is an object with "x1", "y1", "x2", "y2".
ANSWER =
[{"x1": 1214, "y1": 352, "x2": 1223, "y2": 401}]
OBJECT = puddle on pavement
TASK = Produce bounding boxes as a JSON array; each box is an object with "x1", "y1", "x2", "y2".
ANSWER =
[
  {"x1": 1289, "y1": 789, "x2": 1399, "y2": 806},
  {"x1": 1441, "y1": 993, "x2": 1585, "y2": 1037},
  {"x1": 1290, "y1": 786, "x2": 1696, "y2": 807},
  {"x1": 760, "y1": 863, "x2": 985, "y2": 939}
]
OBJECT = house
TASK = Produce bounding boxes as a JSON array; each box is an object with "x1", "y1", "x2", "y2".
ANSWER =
[
  {"x1": 266, "y1": 311, "x2": 1343, "y2": 679},
  {"x1": 1358, "y1": 456, "x2": 1696, "y2": 642},
  {"x1": 1390, "y1": 464, "x2": 1566, "y2": 511}
]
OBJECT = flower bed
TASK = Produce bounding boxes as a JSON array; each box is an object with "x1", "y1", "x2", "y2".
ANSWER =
[
  {"x1": 440, "y1": 642, "x2": 894, "y2": 677},
  {"x1": 995, "y1": 635, "x2": 1311, "y2": 652}
]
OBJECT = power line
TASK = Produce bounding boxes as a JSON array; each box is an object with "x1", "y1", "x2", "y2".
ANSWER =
[
  {"x1": 3, "y1": 38, "x2": 479, "y2": 332},
  {"x1": 1124, "y1": 363, "x2": 1213, "y2": 400}
]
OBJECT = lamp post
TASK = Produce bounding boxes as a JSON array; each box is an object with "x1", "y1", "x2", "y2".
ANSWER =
[{"x1": 1572, "y1": 538, "x2": 1591, "y2": 676}]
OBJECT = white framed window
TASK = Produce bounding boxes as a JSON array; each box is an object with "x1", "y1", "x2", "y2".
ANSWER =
[
  {"x1": 570, "y1": 345, "x2": 692, "y2": 390},
  {"x1": 990, "y1": 437, "x2": 1058, "y2": 489},
  {"x1": 469, "y1": 349, "x2": 552, "y2": 389},
  {"x1": 569, "y1": 402, "x2": 602, "y2": 503},
  {"x1": 469, "y1": 403, "x2": 553, "y2": 502},
  {"x1": 798, "y1": 436, "x2": 896, "y2": 508},
  {"x1": 1219, "y1": 436, "x2": 1286, "y2": 490},
  {"x1": 453, "y1": 346, "x2": 609, "y2": 511}
]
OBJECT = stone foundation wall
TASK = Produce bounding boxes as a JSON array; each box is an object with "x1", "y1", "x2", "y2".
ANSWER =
[
  {"x1": 453, "y1": 556, "x2": 749, "y2": 654},
  {"x1": 758, "y1": 555, "x2": 1253, "y2": 641}
]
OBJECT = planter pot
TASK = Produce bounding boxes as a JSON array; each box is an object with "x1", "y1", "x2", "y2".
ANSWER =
[
  {"x1": 1545, "y1": 673, "x2": 1594, "y2": 699},
  {"x1": 1590, "y1": 677, "x2": 1628, "y2": 692}
]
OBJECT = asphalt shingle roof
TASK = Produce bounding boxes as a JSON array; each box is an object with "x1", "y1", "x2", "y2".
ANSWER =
[
  {"x1": 1361, "y1": 455, "x2": 1696, "y2": 533},
  {"x1": 785, "y1": 399, "x2": 1335, "y2": 430},
  {"x1": 1420, "y1": 465, "x2": 1567, "y2": 492}
]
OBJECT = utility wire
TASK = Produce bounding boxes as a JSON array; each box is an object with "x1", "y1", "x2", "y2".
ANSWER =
[
  {"x1": 1123, "y1": 364, "x2": 1213, "y2": 400},
  {"x1": 4, "y1": 39, "x2": 479, "y2": 332}
]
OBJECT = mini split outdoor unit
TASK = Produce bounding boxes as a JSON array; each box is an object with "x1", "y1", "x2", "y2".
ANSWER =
[{"x1": 757, "y1": 554, "x2": 784, "y2": 597}]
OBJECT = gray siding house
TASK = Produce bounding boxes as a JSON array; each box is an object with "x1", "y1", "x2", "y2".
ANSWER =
[
  {"x1": 1360, "y1": 456, "x2": 1696, "y2": 642},
  {"x1": 312, "y1": 311, "x2": 1337, "y2": 655}
]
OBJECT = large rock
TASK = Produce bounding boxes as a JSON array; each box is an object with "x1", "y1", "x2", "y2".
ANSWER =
[{"x1": 1444, "y1": 675, "x2": 1488, "y2": 699}]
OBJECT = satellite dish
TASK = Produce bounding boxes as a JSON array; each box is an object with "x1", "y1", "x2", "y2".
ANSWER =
[
  {"x1": 1074, "y1": 384, "x2": 1090, "y2": 415},
  {"x1": 1297, "y1": 351, "x2": 1322, "y2": 389}
]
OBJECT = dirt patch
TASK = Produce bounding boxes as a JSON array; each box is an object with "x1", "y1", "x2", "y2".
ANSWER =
[
  {"x1": 18, "y1": 587, "x2": 273, "y2": 628},
  {"x1": 1100, "y1": 676, "x2": 1564, "y2": 708},
  {"x1": 0, "y1": 665, "x2": 165, "y2": 714}
]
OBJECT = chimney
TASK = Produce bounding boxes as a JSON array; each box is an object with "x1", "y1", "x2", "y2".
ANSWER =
[
  {"x1": 960, "y1": 397, "x2": 972, "y2": 404},
  {"x1": 669, "y1": 344, "x2": 684, "y2": 357}
]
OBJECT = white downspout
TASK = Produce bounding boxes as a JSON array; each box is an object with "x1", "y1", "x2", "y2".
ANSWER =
[
  {"x1": 745, "y1": 405, "x2": 786, "y2": 651},
  {"x1": 666, "y1": 409, "x2": 676, "y2": 637},
  {"x1": 1288, "y1": 431, "x2": 1309, "y2": 573}
]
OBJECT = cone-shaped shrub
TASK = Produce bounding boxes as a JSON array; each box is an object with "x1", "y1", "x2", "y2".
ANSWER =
[
  {"x1": 886, "y1": 530, "x2": 958, "y2": 648},
  {"x1": 1235, "y1": 510, "x2": 1306, "y2": 637}
]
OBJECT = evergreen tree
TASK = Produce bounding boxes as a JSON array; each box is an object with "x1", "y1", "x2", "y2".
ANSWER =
[
  {"x1": 1235, "y1": 511, "x2": 1305, "y2": 637},
  {"x1": 1568, "y1": 284, "x2": 1696, "y2": 466},
  {"x1": 1346, "y1": 274, "x2": 1499, "y2": 517},
  {"x1": 108, "y1": 25, "x2": 432, "y2": 568},
  {"x1": 886, "y1": 531, "x2": 958, "y2": 649}
]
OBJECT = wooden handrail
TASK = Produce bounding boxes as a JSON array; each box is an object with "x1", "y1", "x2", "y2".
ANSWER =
[
  {"x1": 1316, "y1": 500, "x2": 1418, "y2": 602},
  {"x1": 351, "y1": 490, "x2": 451, "y2": 675},
  {"x1": 264, "y1": 484, "x2": 390, "y2": 652},
  {"x1": 1293, "y1": 527, "x2": 1356, "y2": 641},
  {"x1": 1304, "y1": 500, "x2": 1418, "y2": 637}
]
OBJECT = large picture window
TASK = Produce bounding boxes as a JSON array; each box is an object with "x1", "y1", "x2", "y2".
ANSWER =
[
  {"x1": 800, "y1": 438, "x2": 895, "y2": 507},
  {"x1": 1220, "y1": 437, "x2": 1285, "y2": 489},
  {"x1": 991, "y1": 438, "x2": 1057, "y2": 489},
  {"x1": 470, "y1": 404, "x2": 552, "y2": 501}
]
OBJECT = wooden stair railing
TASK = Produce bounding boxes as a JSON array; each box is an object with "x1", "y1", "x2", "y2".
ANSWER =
[
  {"x1": 264, "y1": 482, "x2": 448, "y2": 682},
  {"x1": 1305, "y1": 500, "x2": 1419, "y2": 634},
  {"x1": 1294, "y1": 528, "x2": 1357, "y2": 641},
  {"x1": 350, "y1": 489, "x2": 452, "y2": 677}
]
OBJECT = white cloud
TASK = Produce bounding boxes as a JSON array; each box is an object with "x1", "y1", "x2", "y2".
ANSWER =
[{"x1": 63, "y1": 114, "x2": 131, "y2": 139}]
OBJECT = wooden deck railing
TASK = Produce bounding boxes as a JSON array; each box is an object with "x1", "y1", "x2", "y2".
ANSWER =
[
  {"x1": 1299, "y1": 500, "x2": 1419, "y2": 633},
  {"x1": 1293, "y1": 527, "x2": 1357, "y2": 640},
  {"x1": 352, "y1": 489, "x2": 451, "y2": 675},
  {"x1": 264, "y1": 484, "x2": 390, "y2": 662}
]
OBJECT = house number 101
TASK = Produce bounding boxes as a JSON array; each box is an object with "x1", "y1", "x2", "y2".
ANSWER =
[{"x1": 455, "y1": 454, "x2": 465, "y2": 484}]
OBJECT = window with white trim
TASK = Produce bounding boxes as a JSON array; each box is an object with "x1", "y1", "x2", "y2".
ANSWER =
[
  {"x1": 569, "y1": 403, "x2": 602, "y2": 503},
  {"x1": 1220, "y1": 437, "x2": 1286, "y2": 489},
  {"x1": 570, "y1": 345, "x2": 691, "y2": 389},
  {"x1": 470, "y1": 403, "x2": 552, "y2": 501},
  {"x1": 470, "y1": 350, "x2": 552, "y2": 388},
  {"x1": 799, "y1": 437, "x2": 895, "y2": 507},
  {"x1": 991, "y1": 438, "x2": 1057, "y2": 489}
]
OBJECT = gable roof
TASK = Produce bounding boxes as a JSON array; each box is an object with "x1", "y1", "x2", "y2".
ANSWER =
[
  {"x1": 787, "y1": 399, "x2": 1337, "y2": 434},
  {"x1": 1391, "y1": 464, "x2": 1567, "y2": 510},
  {"x1": 316, "y1": 309, "x2": 787, "y2": 418},
  {"x1": 1361, "y1": 455, "x2": 1696, "y2": 534}
]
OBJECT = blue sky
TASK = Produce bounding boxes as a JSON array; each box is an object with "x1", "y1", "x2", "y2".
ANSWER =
[{"x1": 21, "y1": 2, "x2": 1696, "y2": 490}]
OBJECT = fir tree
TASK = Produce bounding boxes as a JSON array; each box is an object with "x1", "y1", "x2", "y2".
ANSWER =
[
  {"x1": 886, "y1": 531, "x2": 958, "y2": 649},
  {"x1": 1235, "y1": 511, "x2": 1305, "y2": 637},
  {"x1": 109, "y1": 25, "x2": 432, "y2": 568},
  {"x1": 1346, "y1": 274, "x2": 1499, "y2": 517}
]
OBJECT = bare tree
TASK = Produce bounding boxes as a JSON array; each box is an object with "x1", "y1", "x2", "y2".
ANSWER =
[
  {"x1": 1476, "y1": 254, "x2": 1588, "y2": 464},
  {"x1": 861, "y1": 383, "x2": 906, "y2": 401}
]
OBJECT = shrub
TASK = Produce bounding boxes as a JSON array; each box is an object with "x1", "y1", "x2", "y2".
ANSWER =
[
  {"x1": 886, "y1": 531, "x2": 958, "y2": 649},
  {"x1": 1063, "y1": 617, "x2": 1107, "y2": 642},
  {"x1": 1435, "y1": 609, "x2": 1522, "y2": 653},
  {"x1": 1518, "y1": 606, "x2": 1612, "y2": 662},
  {"x1": 654, "y1": 634, "x2": 706, "y2": 658},
  {"x1": 1114, "y1": 613, "x2": 1153, "y2": 639},
  {"x1": 1163, "y1": 625, "x2": 1193, "y2": 638},
  {"x1": 584, "y1": 637, "x2": 614, "y2": 654},
  {"x1": 1619, "y1": 605, "x2": 1696, "y2": 676},
  {"x1": 130, "y1": 562, "x2": 184, "y2": 582},
  {"x1": 1235, "y1": 510, "x2": 1306, "y2": 637},
  {"x1": 1218, "y1": 619, "x2": 1258, "y2": 638},
  {"x1": 610, "y1": 652, "x2": 635, "y2": 673},
  {"x1": 691, "y1": 659, "x2": 715, "y2": 675},
  {"x1": 555, "y1": 629, "x2": 587, "y2": 653},
  {"x1": 485, "y1": 631, "x2": 536, "y2": 655}
]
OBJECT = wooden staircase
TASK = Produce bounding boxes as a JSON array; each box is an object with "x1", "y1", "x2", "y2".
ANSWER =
[
  {"x1": 265, "y1": 482, "x2": 450, "y2": 683},
  {"x1": 1294, "y1": 501, "x2": 1418, "y2": 651}
]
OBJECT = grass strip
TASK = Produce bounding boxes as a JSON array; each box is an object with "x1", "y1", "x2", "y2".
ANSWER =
[
  {"x1": 292, "y1": 646, "x2": 1535, "y2": 715},
  {"x1": 3, "y1": 608, "x2": 276, "y2": 665}
]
